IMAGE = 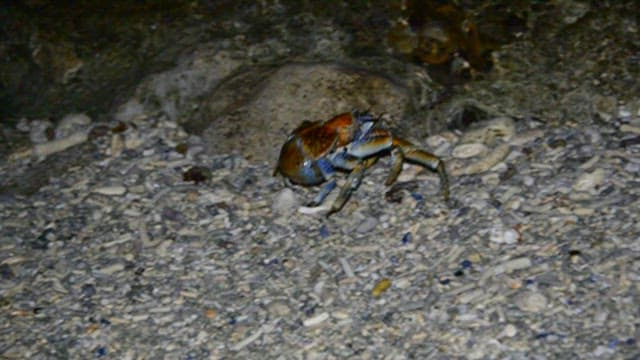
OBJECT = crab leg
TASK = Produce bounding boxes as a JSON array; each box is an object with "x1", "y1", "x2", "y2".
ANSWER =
[
  {"x1": 345, "y1": 134, "x2": 393, "y2": 158},
  {"x1": 309, "y1": 158, "x2": 338, "y2": 206},
  {"x1": 327, "y1": 157, "x2": 377, "y2": 216},
  {"x1": 390, "y1": 137, "x2": 450, "y2": 202},
  {"x1": 312, "y1": 180, "x2": 337, "y2": 206}
]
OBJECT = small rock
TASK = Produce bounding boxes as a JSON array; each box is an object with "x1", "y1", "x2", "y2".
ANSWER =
[
  {"x1": 272, "y1": 188, "x2": 299, "y2": 216},
  {"x1": 425, "y1": 133, "x2": 455, "y2": 156},
  {"x1": 97, "y1": 262, "x2": 125, "y2": 275},
  {"x1": 451, "y1": 143, "x2": 488, "y2": 159},
  {"x1": 498, "y1": 324, "x2": 518, "y2": 338},
  {"x1": 267, "y1": 301, "x2": 291, "y2": 317},
  {"x1": 110, "y1": 134, "x2": 124, "y2": 157},
  {"x1": 372, "y1": 278, "x2": 392, "y2": 298},
  {"x1": 303, "y1": 312, "x2": 329, "y2": 327},
  {"x1": 81, "y1": 283, "x2": 97, "y2": 297},
  {"x1": 34, "y1": 132, "x2": 88, "y2": 157},
  {"x1": 489, "y1": 226, "x2": 519, "y2": 244},
  {"x1": 503, "y1": 257, "x2": 532, "y2": 272},
  {"x1": 620, "y1": 124, "x2": 640, "y2": 135},
  {"x1": 356, "y1": 217, "x2": 378, "y2": 233},
  {"x1": 93, "y1": 186, "x2": 127, "y2": 196},
  {"x1": 522, "y1": 176, "x2": 535, "y2": 187},
  {"x1": 592, "y1": 345, "x2": 615, "y2": 357},
  {"x1": 56, "y1": 113, "x2": 92, "y2": 139},
  {"x1": 449, "y1": 143, "x2": 511, "y2": 176},
  {"x1": 460, "y1": 117, "x2": 516, "y2": 145},
  {"x1": 515, "y1": 291, "x2": 548, "y2": 312},
  {"x1": 572, "y1": 168, "x2": 605, "y2": 192},
  {"x1": 29, "y1": 119, "x2": 55, "y2": 144}
]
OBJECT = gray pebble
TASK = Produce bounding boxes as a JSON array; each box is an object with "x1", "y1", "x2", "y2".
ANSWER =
[
  {"x1": 515, "y1": 291, "x2": 548, "y2": 313},
  {"x1": 356, "y1": 217, "x2": 378, "y2": 233}
]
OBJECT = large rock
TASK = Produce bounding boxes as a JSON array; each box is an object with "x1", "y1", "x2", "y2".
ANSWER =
[{"x1": 200, "y1": 62, "x2": 411, "y2": 164}]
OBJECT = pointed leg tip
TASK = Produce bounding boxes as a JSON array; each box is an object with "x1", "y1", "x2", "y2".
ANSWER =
[{"x1": 325, "y1": 208, "x2": 338, "y2": 218}]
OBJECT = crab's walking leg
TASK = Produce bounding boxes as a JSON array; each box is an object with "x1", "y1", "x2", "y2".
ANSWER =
[
  {"x1": 327, "y1": 157, "x2": 377, "y2": 217},
  {"x1": 389, "y1": 138, "x2": 450, "y2": 202},
  {"x1": 309, "y1": 158, "x2": 338, "y2": 206}
]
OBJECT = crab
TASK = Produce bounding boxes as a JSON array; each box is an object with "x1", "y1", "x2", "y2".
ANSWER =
[{"x1": 273, "y1": 111, "x2": 449, "y2": 216}]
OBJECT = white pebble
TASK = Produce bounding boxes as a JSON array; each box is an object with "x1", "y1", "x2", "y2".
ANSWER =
[
  {"x1": 489, "y1": 257, "x2": 532, "y2": 277},
  {"x1": 515, "y1": 291, "x2": 548, "y2": 312},
  {"x1": 489, "y1": 226, "x2": 519, "y2": 244},
  {"x1": 303, "y1": 312, "x2": 329, "y2": 327},
  {"x1": 522, "y1": 176, "x2": 535, "y2": 187},
  {"x1": 460, "y1": 117, "x2": 516, "y2": 145},
  {"x1": 93, "y1": 185, "x2": 127, "y2": 196},
  {"x1": 452, "y1": 143, "x2": 487, "y2": 159},
  {"x1": 620, "y1": 124, "x2": 640, "y2": 134},
  {"x1": 572, "y1": 168, "x2": 605, "y2": 192},
  {"x1": 97, "y1": 262, "x2": 125, "y2": 275},
  {"x1": 34, "y1": 132, "x2": 88, "y2": 158},
  {"x1": 498, "y1": 324, "x2": 518, "y2": 338},
  {"x1": 450, "y1": 143, "x2": 510, "y2": 176},
  {"x1": 272, "y1": 188, "x2": 299, "y2": 216},
  {"x1": 593, "y1": 345, "x2": 615, "y2": 357},
  {"x1": 618, "y1": 106, "x2": 632, "y2": 118}
]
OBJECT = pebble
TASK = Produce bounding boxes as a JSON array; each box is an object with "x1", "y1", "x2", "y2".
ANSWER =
[
  {"x1": 93, "y1": 186, "x2": 127, "y2": 196},
  {"x1": 460, "y1": 117, "x2": 516, "y2": 145},
  {"x1": 515, "y1": 291, "x2": 548, "y2": 313},
  {"x1": 303, "y1": 312, "x2": 329, "y2": 327},
  {"x1": 620, "y1": 124, "x2": 640, "y2": 134},
  {"x1": 356, "y1": 217, "x2": 378, "y2": 233},
  {"x1": 33, "y1": 131, "x2": 88, "y2": 157},
  {"x1": 28, "y1": 119, "x2": 55, "y2": 144},
  {"x1": 97, "y1": 262, "x2": 125, "y2": 275},
  {"x1": 489, "y1": 226, "x2": 519, "y2": 244},
  {"x1": 498, "y1": 324, "x2": 518, "y2": 338},
  {"x1": 451, "y1": 143, "x2": 488, "y2": 159},
  {"x1": 110, "y1": 134, "x2": 124, "y2": 157},
  {"x1": 372, "y1": 278, "x2": 392, "y2": 297},
  {"x1": 572, "y1": 168, "x2": 606, "y2": 192},
  {"x1": 450, "y1": 143, "x2": 511, "y2": 176},
  {"x1": 272, "y1": 188, "x2": 299, "y2": 216},
  {"x1": 56, "y1": 113, "x2": 92, "y2": 139},
  {"x1": 266, "y1": 301, "x2": 291, "y2": 317}
]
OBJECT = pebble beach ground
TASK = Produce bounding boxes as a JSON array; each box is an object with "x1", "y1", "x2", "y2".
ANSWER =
[{"x1": 1, "y1": 106, "x2": 639, "y2": 358}]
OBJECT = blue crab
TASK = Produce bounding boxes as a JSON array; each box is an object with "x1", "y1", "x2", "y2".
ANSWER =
[{"x1": 273, "y1": 111, "x2": 449, "y2": 216}]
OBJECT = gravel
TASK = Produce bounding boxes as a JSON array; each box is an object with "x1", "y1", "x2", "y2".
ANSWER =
[{"x1": 1, "y1": 109, "x2": 639, "y2": 359}]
